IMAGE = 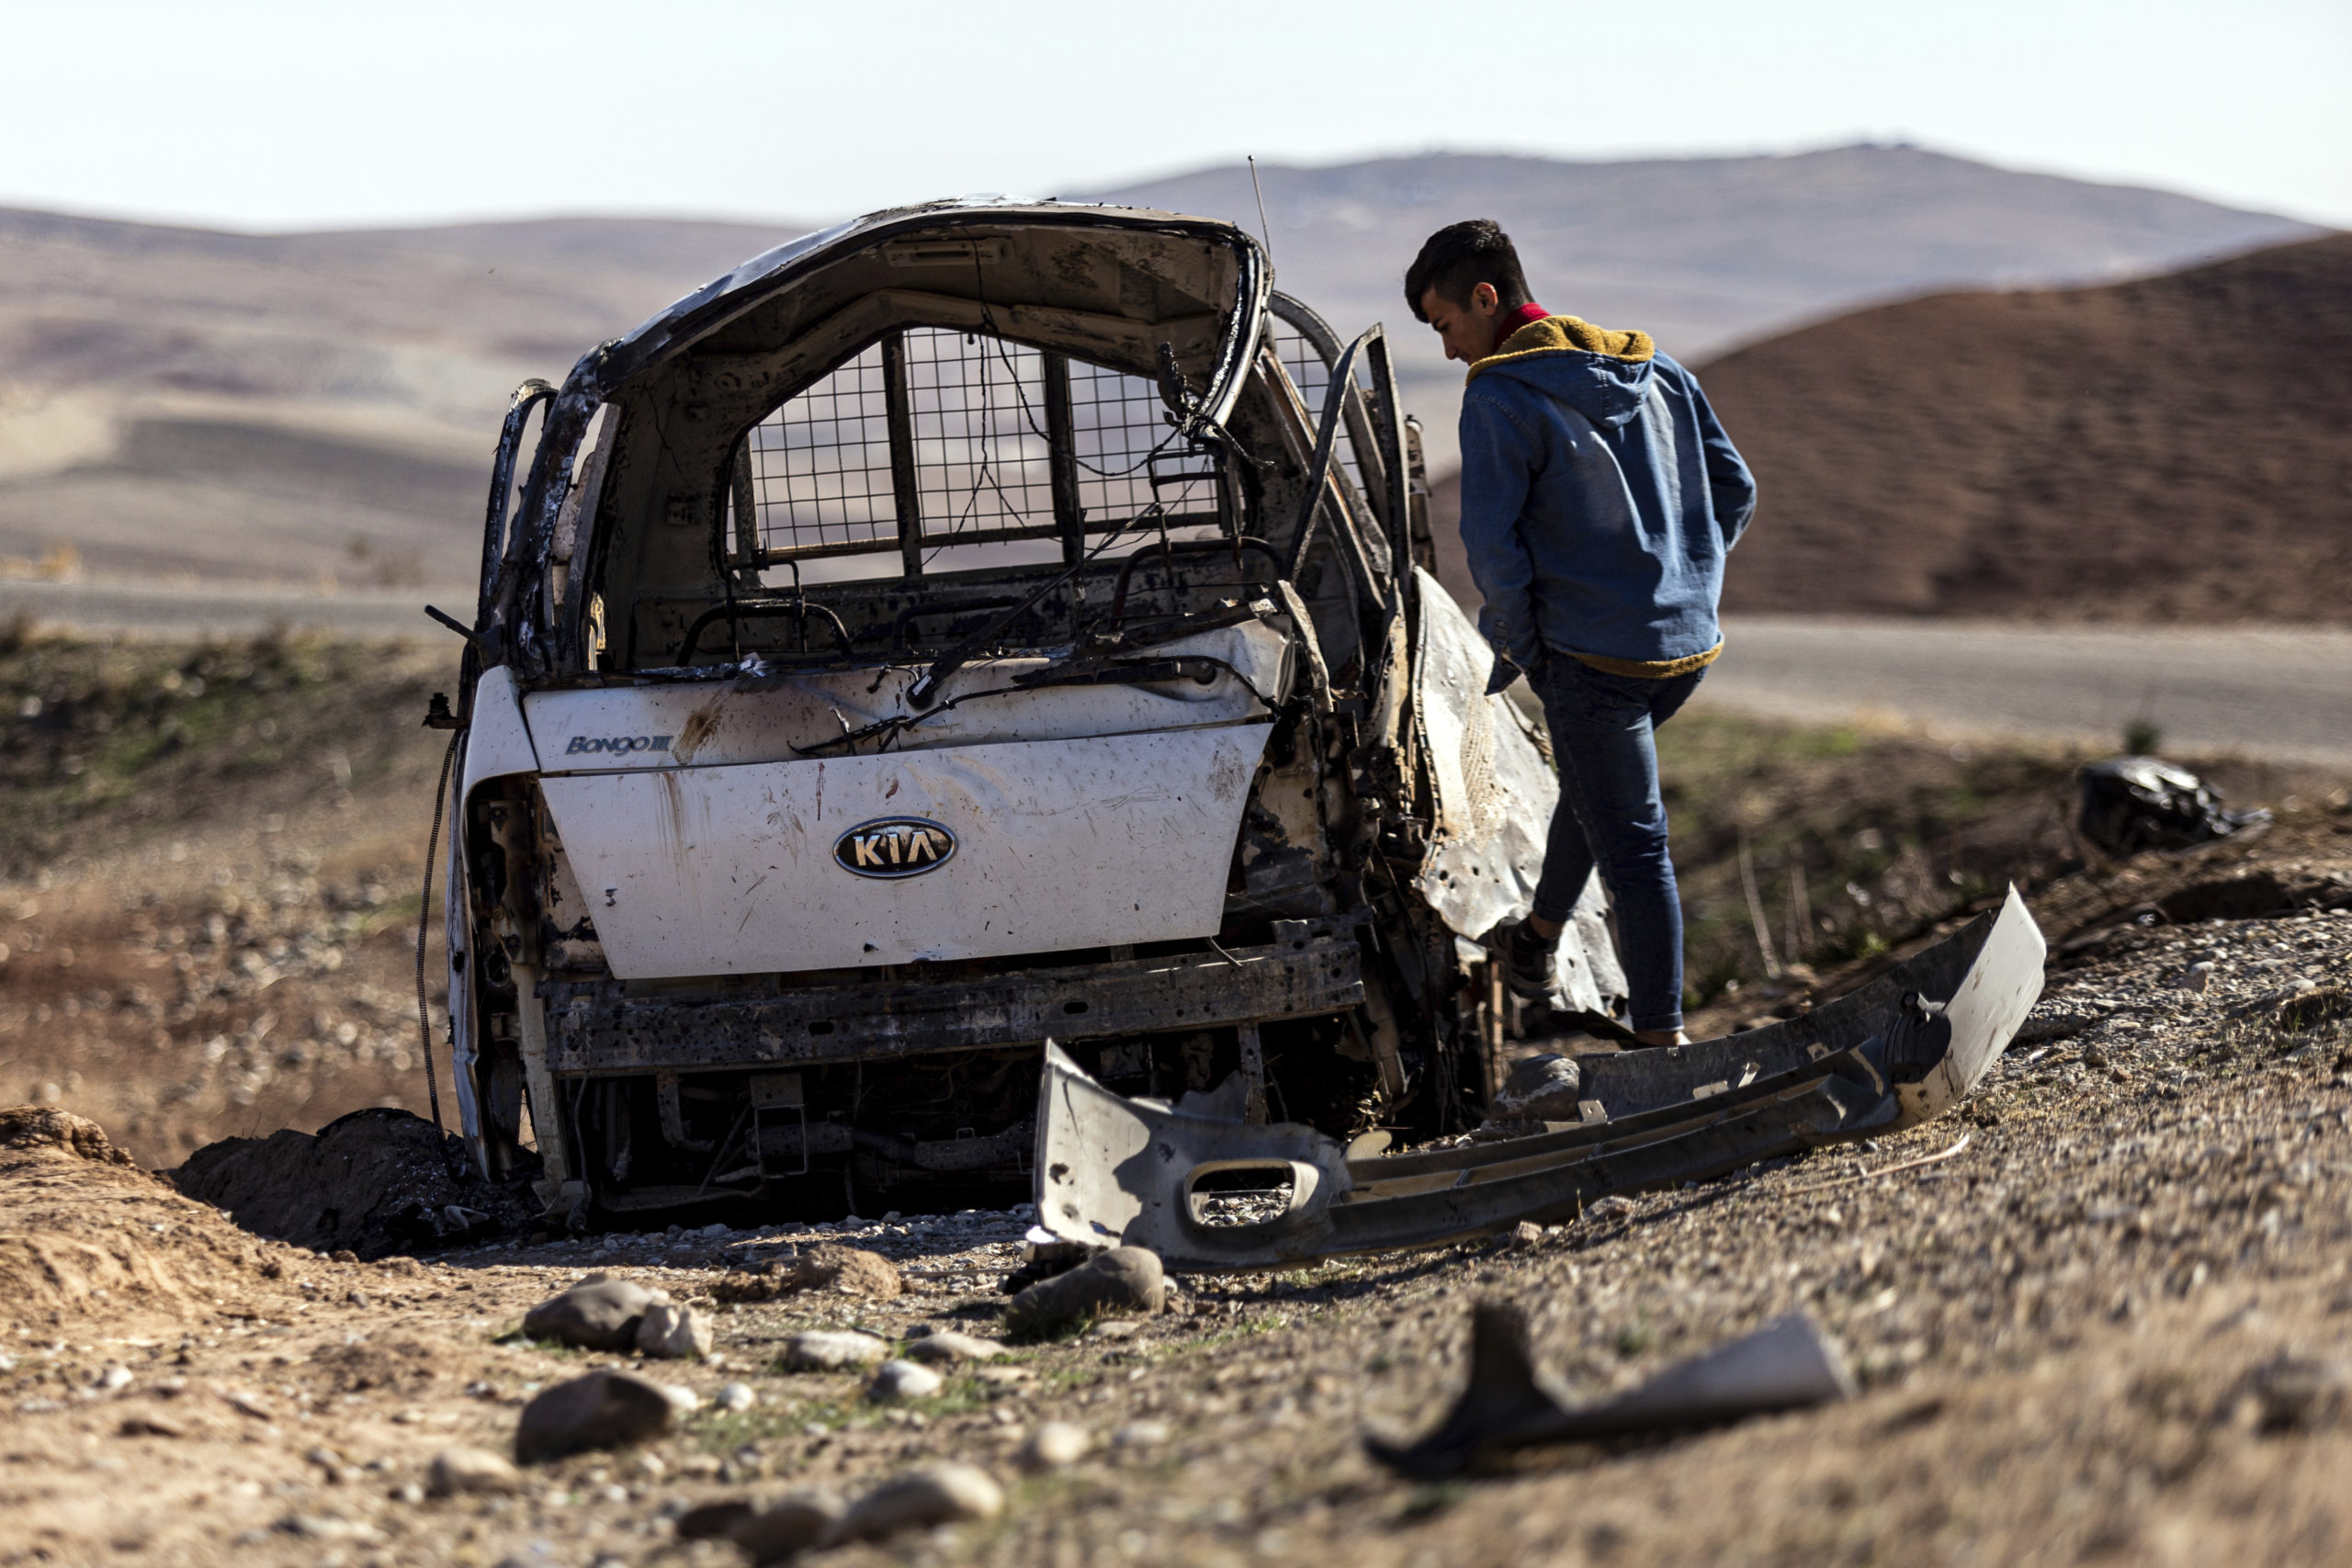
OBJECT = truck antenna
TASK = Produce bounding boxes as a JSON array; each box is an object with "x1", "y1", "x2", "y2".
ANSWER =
[{"x1": 1248, "y1": 155, "x2": 1275, "y2": 267}]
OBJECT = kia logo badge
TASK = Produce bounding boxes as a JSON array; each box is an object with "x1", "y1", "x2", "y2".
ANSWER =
[{"x1": 834, "y1": 818, "x2": 956, "y2": 879}]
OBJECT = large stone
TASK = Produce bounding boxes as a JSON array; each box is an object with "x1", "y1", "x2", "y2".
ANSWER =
[
  {"x1": 425, "y1": 1446, "x2": 522, "y2": 1497},
  {"x1": 732, "y1": 1488, "x2": 846, "y2": 1563},
  {"x1": 902, "y1": 1330, "x2": 1003, "y2": 1365},
  {"x1": 523, "y1": 1279, "x2": 662, "y2": 1350},
  {"x1": 867, "y1": 1359, "x2": 943, "y2": 1402},
  {"x1": 1003, "y1": 1246, "x2": 1163, "y2": 1337},
  {"x1": 635, "y1": 1301, "x2": 712, "y2": 1359},
  {"x1": 831, "y1": 1462, "x2": 1003, "y2": 1543},
  {"x1": 514, "y1": 1371, "x2": 676, "y2": 1463},
  {"x1": 781, "y1": 1329, "x2": 891, "y2": 1371}
]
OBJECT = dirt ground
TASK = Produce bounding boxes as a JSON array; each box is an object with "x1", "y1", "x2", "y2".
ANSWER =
[{"x1": 6, "y1": 630, "x2": 2352, "y2": 1566}]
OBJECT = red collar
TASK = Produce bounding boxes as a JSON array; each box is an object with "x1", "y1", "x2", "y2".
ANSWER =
[{"x1": 1488, "y1": 302, "x2": 1549, "y2": 355}]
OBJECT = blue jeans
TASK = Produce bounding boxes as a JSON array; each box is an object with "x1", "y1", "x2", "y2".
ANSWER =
[{"x1": 1527, "y1": 653, "x2": 1704, "y2": 1033}]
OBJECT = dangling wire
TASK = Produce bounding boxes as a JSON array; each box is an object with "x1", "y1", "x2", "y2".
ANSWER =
[{"x1": 414, "y1": 731, "x2": 459, "y2": 1131}]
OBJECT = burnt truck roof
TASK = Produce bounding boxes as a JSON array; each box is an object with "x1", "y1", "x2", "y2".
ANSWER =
[
  {"x1": 486, "y1": 200, "x2": 1272, "y2": 672},
  {"x1": 566, "y1": 197, "x2": 1269, "y2": 421}
]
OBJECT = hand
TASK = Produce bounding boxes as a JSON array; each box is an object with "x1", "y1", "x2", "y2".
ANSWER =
[{"x1": 1484, "y1": 652, "x2": 1524, "y2": 696}]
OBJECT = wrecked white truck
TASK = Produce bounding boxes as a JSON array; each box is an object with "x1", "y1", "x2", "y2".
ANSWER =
[{"x1": 436, "y1": 199, "x2": 2041, "y2": 1240}]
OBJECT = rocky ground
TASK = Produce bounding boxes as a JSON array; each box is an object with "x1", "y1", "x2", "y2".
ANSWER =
[
  {"x1": 6, "y1": 628, "x2": 2352, "y2": 1565},
  {"x1": 3, "y1": 809, "x2": 2350, "y2": 1566}
]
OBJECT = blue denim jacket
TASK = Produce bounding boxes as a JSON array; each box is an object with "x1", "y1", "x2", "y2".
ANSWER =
[{"x1": 1457, "y1": 316, "x2": 1756, "y2": 675}]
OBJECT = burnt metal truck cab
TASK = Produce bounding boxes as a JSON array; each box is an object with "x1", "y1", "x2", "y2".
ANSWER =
[{"x1": 440, "y1": 200, "x2": 1624, "y2": 1221}]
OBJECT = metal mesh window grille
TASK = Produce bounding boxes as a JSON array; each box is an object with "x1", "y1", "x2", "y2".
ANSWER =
[
  {"x1": 902, "y1": 328, "x2": 1055, "y2": 545},
  {"x1": 1269, "y1": 323, "x2": 1368, "y2": 497},
  {"x1": 1068, "y1": 356, "x2": 1213, "y2": 520},
  {"x1": 741, "y1": 328, "x2": 1211, "y2": 566},
  {"x1": 741, "y1": 342, "x2": 896, "y2": 554}
]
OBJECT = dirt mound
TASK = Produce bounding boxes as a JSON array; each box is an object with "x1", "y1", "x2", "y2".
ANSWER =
[
  {"x1": 1693, "y1": 232, "x2": 2352, "y2": 624},
  {"x1": 169, "y1": 1106, "x2": 534, "y2": 1259},
  {"x1": 0, "y1": 1104, "x2": 277, "y2": 1327},
  {"x1": 0, "y1": 1104, "x2": 142, "y2": 1167},
  {"x1": 1430, "y1": 234, "x2": 2352, "y2": 626}
]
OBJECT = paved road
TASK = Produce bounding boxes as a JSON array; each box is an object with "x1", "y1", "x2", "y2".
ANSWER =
[
  {"x1": 1703, "y1": 616, "x2": 2352, "y2": 768},
  {"x1": 1, "y1": 577, "x2": 471, "y2": 642},
  {"x1": 10, "y1": 581, "x2": 2348, "y2": 768}
]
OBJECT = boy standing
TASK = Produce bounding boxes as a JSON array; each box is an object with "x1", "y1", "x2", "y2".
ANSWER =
[{"x1": 1406, "y1": 220, "x2": 1757, "y2": 1046}]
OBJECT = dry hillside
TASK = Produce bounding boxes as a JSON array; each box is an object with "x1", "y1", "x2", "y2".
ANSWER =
[
  {"x1": 1428, "y1": 233, "x2": 2352, "y2": 626},
  {"x1": 1703, "y1": 233, "x2": 2352, "y2": 623},
  {"x1": 0, "y1": 211, "x2": 807, "y2": 588},
  {"x1": 0, "y1": 150, "x2": 2317, "y2": 585}
]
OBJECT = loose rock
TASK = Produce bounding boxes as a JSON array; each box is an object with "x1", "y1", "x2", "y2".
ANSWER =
[
  {"x1": 867, "y1": 1359, "x2": 944, "y2": 1402},
  {"x1": 521, "y1": 1279, "x2": 663, "y2": 1350},
  {"x1": 732, "y1": 1488, "x2": 846, "y2": 1563},
  {"x1": 902, "y1": 1329, "x2": 1003, "y2": 1365},
  {"x1": 514, "y1": 1371, "x2": 677, "y2": 1463},
  {"x1": 782, "y1": 1329, "x2": 891, "y2": 1371},
  {"x1": 1003, "y1": 1245, "x2": 1163, "y2": 1337},
  {"x1": 635, "y1": 1301, "x2": 713, "y2": 1359},
  {"x1": 425, "y1": 1446, "x2": 522, "y2": 1498},
  {"x1": 1112, "y1": 1419, "x2": 1170, "y2": 1449},
  {"x1": 830, "y1": 1462, "x2": 1004, "y2": 1544},
  {"x1": 674, "y1": 1498, "x2": 757, "y2": 1540},
  {"x1": 787, "y1": 1244, "x2": 903, "y2": 1300},
  {"x1": 1017, "y1": 1419, "x2": 1090, "y2": 1472},
  {"x1": 714, "y1": 1381, "x2": 757, "y2": 1412},
  {"x1": 2242, "y1": 1355, "x2": 2348, "y2": 1432},
  {"x1": 714, "y1": 1244, "x2": 903, "y2": 1304}
]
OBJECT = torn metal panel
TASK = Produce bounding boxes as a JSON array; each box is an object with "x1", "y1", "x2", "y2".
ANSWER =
[
  {"x1": 1034, "y1": 888, "x2": 2045, "y2": 1269},
  {"x1": 1408, "y1": 566, "x2": 1618, "y2": 1012},
  {"x1": 541, "y1": 935, "x2": 1364, "y2": 1073}
]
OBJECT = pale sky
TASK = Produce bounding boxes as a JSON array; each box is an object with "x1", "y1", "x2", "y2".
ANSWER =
[{"x1": 6, "y1": 0, "x2": 2347, "y2": 231}]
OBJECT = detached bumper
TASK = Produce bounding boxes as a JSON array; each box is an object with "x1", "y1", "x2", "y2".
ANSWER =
[{"x1": 1035, "y1": 886, "x2": 2045, "y2": 1270}]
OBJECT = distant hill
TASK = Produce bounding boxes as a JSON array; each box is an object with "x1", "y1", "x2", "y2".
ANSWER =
[
  {"x1": 1700, "y1": 232, "x2": 2352, "y2": 624},
  {"x1": 0, "y1": 209, "x2": 807, "y2": 588},
  {"x1": 1095, "y1": 145, "x2": 2324, "y2": 470},
  {"x1": 0, "y1": 144, "x2": 2324, "y2": 590},
  {"x1": 1430, "y1": 234, "x2": 2351, "y2": 626}
]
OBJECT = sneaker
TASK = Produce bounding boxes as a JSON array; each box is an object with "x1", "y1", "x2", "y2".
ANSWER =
[{"x1": 1499, "y1": 919, "x2": 1558, "y2": 1002}]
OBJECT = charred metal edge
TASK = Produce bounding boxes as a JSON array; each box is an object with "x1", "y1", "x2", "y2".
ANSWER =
[{"x1": 538, "y1": 936, "x2": 1365, "y2": 1075}]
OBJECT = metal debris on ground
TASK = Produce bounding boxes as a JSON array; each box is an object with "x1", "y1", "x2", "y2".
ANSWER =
[
  {"x1": 1367, "y1": 1300, "x2": 1856, "y2": 1479},
  {"x1": 1035, "y1": 892, "x2": 2044, "y2": 1270},
  {"x1": 2078, "y1": 756, "x2": 2267, "y2": 857}
]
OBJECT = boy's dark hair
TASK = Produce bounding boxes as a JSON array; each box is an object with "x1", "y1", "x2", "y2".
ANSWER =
[{"x1": 1405, "y1": 220, "x2": 1532, "y2": 321}]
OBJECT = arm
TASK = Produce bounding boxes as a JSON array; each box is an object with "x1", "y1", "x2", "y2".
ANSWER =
[
  {"x1": 1687, "y1": 372, "x2": 1757, "y2": 549},
  {"x1": 1456, "y1": 386, "x2": 1545, "y2": 672}
]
